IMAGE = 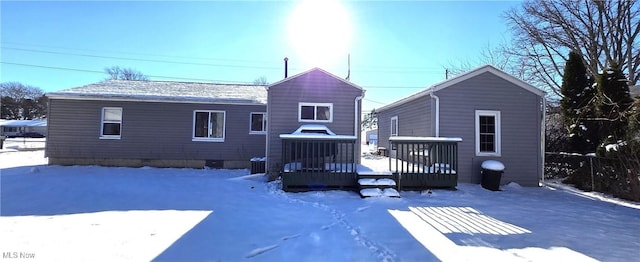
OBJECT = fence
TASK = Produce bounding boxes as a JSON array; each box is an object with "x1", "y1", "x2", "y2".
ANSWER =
[{"x1": 545, "y1": 152, "x2": 640, "y2": 201}]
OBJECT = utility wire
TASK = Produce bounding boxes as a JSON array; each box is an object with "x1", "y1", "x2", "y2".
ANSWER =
[
  {"x1": 1, "y1": 41, "x2": 276, "y2": 64},
  {"x1": 364, "y1": 98, "x2": 389, "y2": 105},
  {"x1": 3, "y1": 47, "x2": 282, "y2": 70},
  {"x1": 3, "y1": 61, "x2": 427, "y2": 88},
  {"x1": 1, "y1": 61, "x2": 253, "y2": 84},
  {"x1": 2, "y1": 44, "x2": 445, "y2": 74}
]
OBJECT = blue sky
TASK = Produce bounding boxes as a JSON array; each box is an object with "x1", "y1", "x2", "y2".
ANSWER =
[{"x1": 1, "y1": 0, "x2": 521, "y2": 112}]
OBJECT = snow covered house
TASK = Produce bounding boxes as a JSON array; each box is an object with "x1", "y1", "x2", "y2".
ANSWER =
[
  {"x1": 45, "y1": 68, "x2": 365, "y2": 190},
  {"x1": 0, "y1": 119, "x2": 47, "y2": 137},
  {"x1": 376, "y1": 65, "x2": 546, "y2": 187},
  {"x1": 45, "y1": 80, "x2": 267, "y2": 168},
  {"x1": 266, "y1": 68, "x2": 364, "y2": 191}
]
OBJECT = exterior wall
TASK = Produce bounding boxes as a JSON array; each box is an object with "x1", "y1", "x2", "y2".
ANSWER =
[
  {"x1": 376, "y1": 71, "x2": 543, "y2": 186},
  {"x1": 46, "y1": 99, "x2": 266, "y2": 168},
  {"x1": 266, "y1": 69, "x2": 363, "y2": 176},
  {"x1": 377, "y1": 96, "x2": 432, "y2": 156},
  {"x1": 436, "y1": 72, "x2": 543, "y2": 186}
]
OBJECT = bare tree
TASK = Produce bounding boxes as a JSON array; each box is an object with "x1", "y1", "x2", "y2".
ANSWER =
[
  {"x1": 253, "y1": 76, "x2": 268, "y2": 85},
  {"x1": 361, "y1": 109, "x2": 378, "y2": 131},
  {"x1": 504, "y1": 0, "x2": 640, "y2": 97},
  {"x1": 0, "y1": 82, "x2": 47, "y2": 119},
  {"x1": 105, "y1": 66, "x2": 148, "y2": 81},
  {"x1": 444, "y1": 41, "x2": 524, "y2": 79}
]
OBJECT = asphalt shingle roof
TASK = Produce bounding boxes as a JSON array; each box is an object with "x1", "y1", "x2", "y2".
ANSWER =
[{"x1": 47, "y1": 80, "x2": 267, "y2": 105}]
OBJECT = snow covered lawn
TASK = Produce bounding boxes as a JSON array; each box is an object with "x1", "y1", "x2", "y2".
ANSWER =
[{"x1": 1, "y1": 150, "x2": 639, "y2": 261}]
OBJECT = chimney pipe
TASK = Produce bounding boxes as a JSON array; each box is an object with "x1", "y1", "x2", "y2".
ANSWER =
[{"x1": 284, "y1": 57, "x2": 289, "y2": 78}]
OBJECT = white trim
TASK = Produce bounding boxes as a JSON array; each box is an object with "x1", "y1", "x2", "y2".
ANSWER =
[
  {"x1": 249, "y1": 112, "x2": 267, "y2": 134},
  {"x1": 298, "y1": 102, "x2": 333, "y2": 123},
  {"x1": 429, "y1": 92, "x2": 440, "y2": 137},
  {"x1": 389, "y1": 136, "x2": 462, "y2": 142},
  {"x1": 390, "y1": 116, "x2": 398, "y2": 137},
  {"x1": 192, "y1": 110, "x2": 226, "y2": 142},
  {"x1": 475, "y1": 110, "x2": 501, "y2": 156},
  {"x1": 100, "y1": 107, "x2": 122, "y2": 139}
]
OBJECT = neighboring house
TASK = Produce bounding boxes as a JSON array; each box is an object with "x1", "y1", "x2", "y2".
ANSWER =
[
  {"x1": 377, "y1": 65, "x2": 546, "y2": 187},
  {"x1": 46, "y1": 80, "x2": 267, "y2": 168},
  {"x1": 266, "y1": 68, "x2": 364, "y2": 189},
  {"x1": 0, "y1": 119, "x2": 47, "y2": 137},
  {"x1": 365, "y1": 129, "x2": 378, "y2": 146}
]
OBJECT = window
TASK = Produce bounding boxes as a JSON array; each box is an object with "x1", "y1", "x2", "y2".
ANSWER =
[
  {"x1": 193, "y1": 110, "x2": 225, "y2": 142},
  {"x1": 250, "y1": 112, "x2": 267, "y2": 134},
  {"x1": 475, "y1": 110, "x2": 501, "y2": 156},
  {"x1": 101, "y1": 107, "x2": 122, "y2": 139},
  {"x1": 299, "y1": 103, "x2": 333, "y2": 122},
  {"x1": 390, "y1": 116, "x2": 398, "y2": 136}
]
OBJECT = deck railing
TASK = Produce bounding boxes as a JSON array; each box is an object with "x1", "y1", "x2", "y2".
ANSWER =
[
  {"x1": 280, "y1": 135, "x2": 357, "y2": 191},
  {"x1": 389, "y1": 136, "x2": 462, "y2": 189}
]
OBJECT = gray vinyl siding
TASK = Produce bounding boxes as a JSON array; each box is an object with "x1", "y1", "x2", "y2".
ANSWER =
[
  {"x1": 46, "y1": 99, "x2": 266, "y2": 161},
  {"x1": 377, "y1": 97, "x2": 433, "y2": 153},
  {"x1": 437, "y1": 72, "x2": 543, "y2": 186},
  {"x1": 266, "y1": 70, "x2": 363, "y2": 172},
  {"x1": 376, "y1": 71, "x2": 543, "y2": 186}
]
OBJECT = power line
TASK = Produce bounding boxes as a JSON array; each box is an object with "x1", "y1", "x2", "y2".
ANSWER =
[
  {"x1": 363, "y1": 98, "x2": 388, "y2": 104},
  {"x1": 1, "y1": 41, "x2": 275, "y2": 64},
  {"x1": 4, "y1": 61, "x2": 421, "y2": 104},
  {"x1": 3, "y1": 47, "x2": 282, "y2": 71},
  {"x1": 2, "y1": 43, "x2": 447, "y2": 74},
  {"x1": 1, "y1": 61, "x2": 253, "y2": 84},
  {"x1": 363, "y1": 85, "x2": 424, "y2": 89},
  {"x1": 3, "y1": 60, "x2": 431, "y2": 88}
]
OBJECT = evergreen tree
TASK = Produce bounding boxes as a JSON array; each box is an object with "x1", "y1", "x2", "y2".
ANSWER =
[
  {"x1": 560, "y1": 51, "x2": 596, "y2": 153},
  {"x1": 596, "y1": 62, "x2": 634, "y2": 146}
]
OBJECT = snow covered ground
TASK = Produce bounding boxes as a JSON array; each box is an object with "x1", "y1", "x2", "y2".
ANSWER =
[{"x1": 1, "y1": 150, "x2": 639, "y2": 261}]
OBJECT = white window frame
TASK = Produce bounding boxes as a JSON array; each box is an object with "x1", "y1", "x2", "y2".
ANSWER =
[
  {"x1": 390, "y1": 116, "x2": 398, "y2": 136},
  {"x1": 100, "y1": 107, "x2": 122, "y2": 139},
  {"x1": 249, "y1": 112, "x2": 267, "y2": 134},
  {"x1": 192, "y1": 110, "x2": 226, "y2": 142},
  {"x1": 475, "y1": 110, "x2": 501, "y2": 156},
  {"x1": 298, "y1": 102, "x2": 333, "y2": 123}
]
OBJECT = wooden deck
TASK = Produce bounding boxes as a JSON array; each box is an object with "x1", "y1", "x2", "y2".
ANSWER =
[
  {"x1": 280, "y1": 136, "x2": 461, "y2": 192},
  {"x1": 389, "y1": 137, "x2": 462, "y2": 190}
]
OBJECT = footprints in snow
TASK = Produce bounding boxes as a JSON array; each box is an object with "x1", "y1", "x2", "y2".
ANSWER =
[
  {"x1": 245, "y1": 234, "x2": 302, "y2": 258},
  {"x1": 263, "y1": 189, "x2": 397, "y2": 261}
]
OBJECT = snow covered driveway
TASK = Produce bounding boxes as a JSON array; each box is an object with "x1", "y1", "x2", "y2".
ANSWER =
[{"x1": 1, "y1": 150, "x2": 639, "y2": 261}]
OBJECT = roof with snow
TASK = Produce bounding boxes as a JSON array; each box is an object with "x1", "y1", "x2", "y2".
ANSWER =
[
  {"x1": 0, "y1": 119, "x2": 47, "y2": 127},
  {"x1": 47, "y1": 80, "x2": 267, "y2": 105},
  {"x1": 378, "y1": 65, "x2": 545, "y2": 112}
]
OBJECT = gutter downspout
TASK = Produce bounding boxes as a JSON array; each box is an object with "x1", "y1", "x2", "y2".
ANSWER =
[
  {"x1": 355, "y1": 94, "x2": 364, "y2": 164},
  {"x1": 264, "y1": 86, "x2": 270, "y2": 174},
  {"x1": 541, "y1": 96, "x2": 546, "y2": 186},
  {"x1": 429, "y1": 92, "x2": 440, "y2": 137}
]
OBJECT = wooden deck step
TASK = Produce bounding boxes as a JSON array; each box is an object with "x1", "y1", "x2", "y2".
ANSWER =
[
  {"x1": 358, "y1": 178, "x2": 396, "y2": 186},
  {"x1": 357, "y1": 166, "x2": 399, "y2": 198},
  {"x1": 359, "y1": 188, "x2": 400, "y2": 198}
]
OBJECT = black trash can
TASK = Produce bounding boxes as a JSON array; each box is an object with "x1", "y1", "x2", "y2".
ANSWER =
[{"x1": 481, "y1": 160, "x2": 504, "y2": 191}]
